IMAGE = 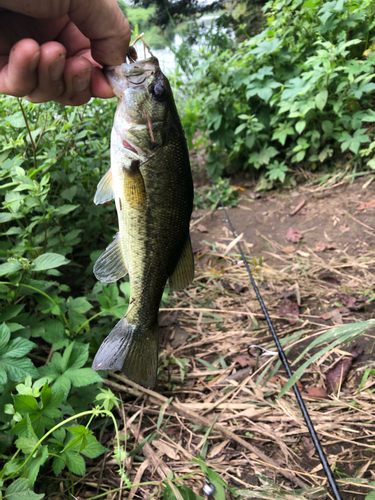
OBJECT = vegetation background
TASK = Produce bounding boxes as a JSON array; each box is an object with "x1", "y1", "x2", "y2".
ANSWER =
[{"x1": 0, "y1": 0, "x2": 375, "y2": 498}]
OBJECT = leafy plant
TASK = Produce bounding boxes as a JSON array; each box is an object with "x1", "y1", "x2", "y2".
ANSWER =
[
  {"x1": 1, "y1": 387, "x2": 124, "y2": 493},
  {"x1": 194, "y1": 178, "x2": 240, "y2": 210},
  {"x1": 177, "y1": 0, "x2": 375, "y2": 186},
  {"x1": 0, "y1": 96, "x2": 133, "y2": 495}
]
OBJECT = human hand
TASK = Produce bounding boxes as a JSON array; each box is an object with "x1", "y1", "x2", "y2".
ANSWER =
[{"x1": 0, "y1": 0, "x2": 130, "y2": 105}]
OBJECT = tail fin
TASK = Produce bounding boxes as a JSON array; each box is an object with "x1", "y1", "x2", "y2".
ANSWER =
[{"x1": 92, "y1": 317, "x2": 158, "y2": 389}]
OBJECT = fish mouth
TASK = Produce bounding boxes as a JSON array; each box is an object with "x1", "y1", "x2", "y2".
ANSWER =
[{"x1": 104, "y1": 57, "x2": 160, "y2": 86}]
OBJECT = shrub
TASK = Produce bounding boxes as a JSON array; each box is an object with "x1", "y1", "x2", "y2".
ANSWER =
[
  {"x1": 0, "y1": 97, "x2": 130, "y2": 491},
  {"x1": 178, "y1": 0, "x2": 375, "y2": 184}
]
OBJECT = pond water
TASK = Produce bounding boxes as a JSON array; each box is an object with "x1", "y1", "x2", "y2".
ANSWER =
[{"x1": 151, "y1": 13, "x2": 219, "y2": 73}]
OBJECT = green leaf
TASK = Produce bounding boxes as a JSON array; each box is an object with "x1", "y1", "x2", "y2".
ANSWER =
[
  {"x1": 11, "y1": 385, "x2": 64, "y2": 438},
  {"x1": 164, "y1": 484, "x2": 204, "y2": 500},
  {"x1": 5, "y1": 478, "x2": 45, "y2": 500},
  {"x1": 54, "y1": 204, "x2": 80, "y2": 216},
  {"x1": 234, "y1": 123, "x2": 247, "y2": 135},
  {"x1": 120, "y1": 281, "x2": 130, "y2": 297},
  {"x1": 67, "y1": 297, "x2": 92, "y2": 332},
  {"x1": 33, "y1": 253, "x2": 70, "y2": 271},
  {"x1": 250, "y1": 38, "x2": 282, "y2": 58},
  {"x1": 315, "y1": 90, "x2": 328, "y2": 111},
  {"x1": 65, "y1": 449, "x2": 86, "y2": 475},
  {"x1": 321, "y1": 120, "x2": 333, "y2": 135},
  {"x1": 0, "y1": 304, "x2": 25, "y2": 322},
  {"x1": 67, "y1": 297, "x2": 92, "y2": 314},
  {"x1": 61, "y1": 186, "x2": 77, "y2": 202},
  {"x1": 40, "y1": 319, "x2": 66, "y2": 344},
  {"x1": 65, "y1": 367, "x2": 103, "y2": 387},
  {"x1": 291, "y1": 150, "x2": 306, "y2": 163},
  {"x1": 102, "y1": 284, "x2": 120, "y2": 306},
  {"x1": 6, "y1": 111, "x2": 27, "y2": 128},
  {"x1": 15, "y1": 435, "x2": 39, "y2": 455},
  {"x1": 67, "y1": 343, "x2": 89, "y2": 369},
  {"x1": 22, "y1": 445, "x2": 49, "y2": 487},
  {"x1": 281, "y1": 77, "x2": 311, "y2": 100},
  {"x1": 361, "y1": 110, "x2": 375, "y2": 122},
  {"x1": 3, "y1": 357, "x2": 39, "y2": 383},
  {"x1": 0, "y1": 322, "x2": 11, "y2": 350},
  {"x1": 52, "y1": 427, "x2": 66, "y2": 446},
  {"x1": 0, "y1": 261, "x2": 22, "y2": 276},
  {"x1": 51, "y1": 375, "x2": 71, "y2": 395},
  {"x1": 279, "y1": 320, "x2": 375, "y2": 397},
  {"x1": 272, "y1": 123, "x2": 294, "y2": 146},
  {"x1": 81, "y1": 434, "x2": 109, "y2": 458},
  {"x1": 95, "y1": 388, "x2": 120, "y2": 412},
  {"x1": 14, "y1": 395, "x2": 40, "y2": 414},
  {"x1": 40, "y1": 384, "x2": 65, "y2": 418},
  {"x1": 0, "y1": 326, "x2": 38, "y2": 385},
  {"x1": 52, "y1": 456, "x2": 65, "y2": 476},
  {"x1": 3, "y1": 336, "x2": 36, "y2": 358},
  {"x1": 295, "y1": 120, "x2": 306, "y2": 135},
  {"x1": 64, "y1": 425, "x2": 90, "y2": 453},
  {"x1": 339, "y1": 129, "x2": 370, "y2": 154},
  {"x1": 38, "y1": 343, "x2": 102, "y2": 394}
]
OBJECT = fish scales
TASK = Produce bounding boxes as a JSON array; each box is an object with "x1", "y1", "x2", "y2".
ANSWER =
[{"x1": 92, "y1": 54, "x2": 194, "y2": 388}]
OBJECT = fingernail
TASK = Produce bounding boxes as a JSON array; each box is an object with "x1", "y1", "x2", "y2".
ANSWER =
[
  {"x1": 49, "y1": 54, "x2": 65, "y2": 81},
  {"x1": 28, "y1": 50, "x2": 40, "y2": 72},
  {"x1": 73, "y1": 67, "x2": 92, "y2": 92}
]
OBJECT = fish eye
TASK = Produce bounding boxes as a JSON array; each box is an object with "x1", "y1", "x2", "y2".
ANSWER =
[{"x1": 151, "y1": 83, "x2": 166, "y2": 101}]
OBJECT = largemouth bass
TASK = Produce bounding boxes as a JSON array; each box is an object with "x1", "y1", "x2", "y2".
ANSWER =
[{"x1": 91, "y1": 54, "x2": 194, "y2": 389}]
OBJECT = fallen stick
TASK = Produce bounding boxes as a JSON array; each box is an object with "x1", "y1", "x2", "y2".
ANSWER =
[
  {"x1": 289, "y1": 199, "x2": 306, "y2": 216},
  {"x1": 104, "y1": 374, "x2": 307, "y2": 488},
  {"x1": 128, "y1": 423, "x2": 184, "y2": 500}
]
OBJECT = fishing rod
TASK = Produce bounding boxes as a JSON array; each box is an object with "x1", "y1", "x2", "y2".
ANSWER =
[{"x1": 212, "y1": 183, "x2": 343, "y2": 500}]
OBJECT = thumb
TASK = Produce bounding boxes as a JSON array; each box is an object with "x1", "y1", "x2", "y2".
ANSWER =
[{"x1": 68, "y1": 0, "x2": 130, "y2": 66}]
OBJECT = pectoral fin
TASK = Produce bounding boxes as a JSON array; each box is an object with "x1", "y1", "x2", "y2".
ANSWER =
[
  {"x1": 94, "y1": 169, "x2": 114, "y2": 205},
  {"x1": 168, "y1": 235, "x2": 194, "y2": 291},
  {"x1": 94, "y1": 233, "x2": 128, "y2": 283}
]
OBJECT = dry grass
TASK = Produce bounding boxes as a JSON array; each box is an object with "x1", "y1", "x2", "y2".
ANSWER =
[{"x1": 69, "y1": 227, "x2": 375, "y2": 500}]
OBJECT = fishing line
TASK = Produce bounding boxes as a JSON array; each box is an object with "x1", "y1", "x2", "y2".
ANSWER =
[{"x1": 211, "y1": 183, "x2": 343, "y2": 500}]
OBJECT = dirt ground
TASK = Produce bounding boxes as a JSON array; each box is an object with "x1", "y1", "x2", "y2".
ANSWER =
[
  {"x1": 77, "y1": 176, "x2": 375, "y2": 500},
  {"x1": 191, "y1": 177, "x2": 375, "y2": 267},
  {"x1": 186, "y1": 178, "x2": 375, "y2": 499}
]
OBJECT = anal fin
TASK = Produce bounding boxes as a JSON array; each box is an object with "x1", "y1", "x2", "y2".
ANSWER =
[
  {"x1": 94, "y1": 169, "x2": 114, "y2": 205},
  {"x1": 168, "y1": 235, "x2": 194, "y2": 291},
  {"x1": 94, "y1": 233, "x2": 128, "y2": 283}
]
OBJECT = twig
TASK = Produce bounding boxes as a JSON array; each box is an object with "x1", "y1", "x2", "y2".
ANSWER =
[
  {"x1": 18, "y1": 98, "x2": 37, "y2": 170},
  {"x1": 105, "y1": 375, "x2": 307, "y2": 488},
  {"x1": 190, "y1": 210, "x2": 212, "y2": 228},
  {"x1": 289, "y1": 199, "x2": 306, "y2": 216},
  {"x1": 345, "y1": 211, "x2": 375, "y2": 232},
  {"x1": 128, "y1": 459, "x2": 150, "y2": 500}
]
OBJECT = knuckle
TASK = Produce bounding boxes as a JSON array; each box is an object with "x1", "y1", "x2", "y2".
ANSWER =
[
  {"x1": 57, "y1": 92, "x2": 90, "y2": 106},
  {"x1": 26, "y1": 81, "x2": 65, "y2": 103}
]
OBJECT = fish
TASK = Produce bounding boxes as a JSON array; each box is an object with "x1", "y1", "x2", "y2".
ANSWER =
[{"x1": 91, "y1": 51, "x2": 194, "y2": 389}]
